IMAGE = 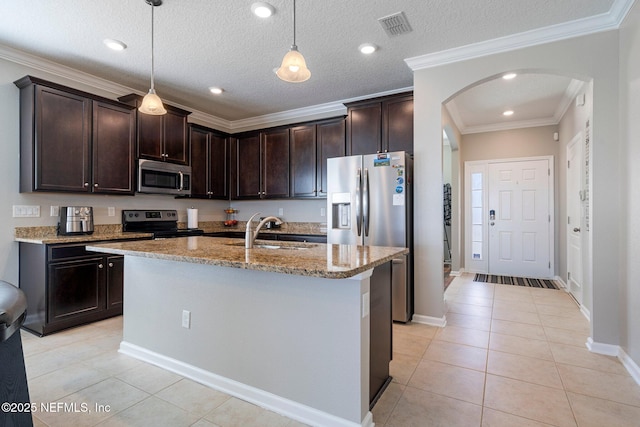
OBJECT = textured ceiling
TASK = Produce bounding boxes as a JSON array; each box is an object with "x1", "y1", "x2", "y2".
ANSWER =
[{"x1": 0, "y1": 0, "x2": 619, "y2": 127}]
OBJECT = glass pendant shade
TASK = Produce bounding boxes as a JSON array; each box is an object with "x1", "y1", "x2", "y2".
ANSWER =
[
  {"x1": 139, "y1": 0, "x2": 167, "y2": 115},
  {"x1": 139, "y1": 88, "x2": 167, "y2": 115},
  {"x1": 276, "y1": 45, "x2": 311, "y2": 83}
]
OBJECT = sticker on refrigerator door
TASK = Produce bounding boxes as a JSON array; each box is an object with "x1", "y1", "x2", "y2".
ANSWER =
[
  {"x1": 393, "y1": 194, "x2": 405, "y2": 206},
  {"x1": 373, "y1": 153, "x2": 390, "y2": 167}
]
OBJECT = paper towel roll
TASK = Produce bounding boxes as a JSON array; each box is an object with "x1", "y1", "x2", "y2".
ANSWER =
[{"x1": 187, "y1": 208, "x2": 198, "y2": 229}]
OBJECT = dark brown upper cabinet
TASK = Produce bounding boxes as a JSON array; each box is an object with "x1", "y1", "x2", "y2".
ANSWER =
[
  {"x1": 189, "y1": 124, "x2": 228, "y2": 199},
  {"x1": 290, "y1": 118, "x2": 346, "y2": 198},
  {"x1": 231, "y1": 128, "x2": 290, "y2": 199},
  {"x1": 118, "y1": 94, "x2": 191, "y2": 165},
  {"x1": 15, "y1": 76, "x2": 136, "y2": 195},
  {"x1": 346, "y1": 92, "x2": 413, "y2": 155},
  {"x1": 316, "y1": 118, "x2": 346, "y2": 197}
]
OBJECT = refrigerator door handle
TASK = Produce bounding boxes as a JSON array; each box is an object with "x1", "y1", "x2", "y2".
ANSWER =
[
  {"x1": 355, "y1": 168, "x2": 362, "y2": 237},
  {"x1": 363, "y1": 168, "x2": 370, "y2": 237}
]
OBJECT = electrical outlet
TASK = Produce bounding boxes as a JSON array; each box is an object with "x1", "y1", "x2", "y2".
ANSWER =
[
  {"x1": 50, "y1": 206, "x2": 59, "y2": 217},
  {"x1": 320, "y1": 207, "x2": 326, "y2": 217},
  {"x1": 362, "y1": 292, "x2": 370, "y2": 318},
  {"x1": 181, "y1": 310, "x2": 191, "y2": 329},
  {"x1": 278, "y1": 207, "x2": 284, "y2": 216},
  {"x1": 108, "y1": 207, "x2": 115, "y2": 217}
]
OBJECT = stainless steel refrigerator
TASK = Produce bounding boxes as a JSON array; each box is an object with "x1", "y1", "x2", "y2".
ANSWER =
[{"x1": 327, "y1": 151, "x2": 413, "y2": 322}]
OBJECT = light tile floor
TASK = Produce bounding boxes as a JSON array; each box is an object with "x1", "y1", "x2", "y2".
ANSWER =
[
  {"x1": 373, "y1": 273, "x2": 640, "y2": 426},
  {"x1": 19, "y1": 273, "x2": 640, "y2": 426}
]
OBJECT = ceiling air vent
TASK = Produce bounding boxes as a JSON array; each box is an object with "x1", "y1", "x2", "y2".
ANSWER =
[{"x1": 378, "y1": 11, "x2": 412, "y2": 37}]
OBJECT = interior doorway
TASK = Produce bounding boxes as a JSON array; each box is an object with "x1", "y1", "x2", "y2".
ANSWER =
[{"x1": 566, "y1": 133, "x2": 584, "y2": 304}]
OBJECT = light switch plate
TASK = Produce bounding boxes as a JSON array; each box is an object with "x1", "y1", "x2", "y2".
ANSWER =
[
  {"x1": 13, "y1": 205, "x2": 40, "y2": 218},
  {"x1": 108, "y1": 207, "x2": 115, "y2": 217},
  {"x1": 50, "y1": 206, "x2": 59, "y2": 217}
]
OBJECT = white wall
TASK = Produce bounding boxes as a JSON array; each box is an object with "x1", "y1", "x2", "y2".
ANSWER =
[
  {"x1": 619, "y1": 1, "x2": 640, "y2": 367},
  {"x1": 412, "y1": 31, "x2": 622, "y2": 351}
]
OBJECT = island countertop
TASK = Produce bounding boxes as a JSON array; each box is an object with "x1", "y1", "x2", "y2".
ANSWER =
[{"x1": 86, "y1": 236, "x2": 408, "y2": 279}]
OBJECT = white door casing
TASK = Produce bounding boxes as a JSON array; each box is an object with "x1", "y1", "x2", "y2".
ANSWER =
[
  {"x1": 567, "y1": 134, "x2": 584, "y2": 304},
  {"x1": 487, "y1": 158, "x2": 552, "y2": 278},
  {"x1": 488, "y1": 158, "x2": 553, "y2": 278}
]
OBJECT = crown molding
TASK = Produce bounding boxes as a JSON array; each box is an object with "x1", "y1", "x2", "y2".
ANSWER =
[
  {"x1": 405, "y1": 0, "x2": 636, "y2": 71},
  {"x1": 462, "y1": 117, "x2": 559, "y2": 135},
  {"x1": 229, "y1": 86, "x2": 414, "y2": 132}
]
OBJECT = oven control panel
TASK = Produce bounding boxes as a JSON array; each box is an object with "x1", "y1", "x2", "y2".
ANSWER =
[{"x1": 122, "y1": 209, "x2": 178, "y2": 223}]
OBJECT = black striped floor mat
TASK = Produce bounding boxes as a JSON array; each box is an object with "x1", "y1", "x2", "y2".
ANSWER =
[{"x1": 473, "y1": 274, "x2": 560, "y2": 289}]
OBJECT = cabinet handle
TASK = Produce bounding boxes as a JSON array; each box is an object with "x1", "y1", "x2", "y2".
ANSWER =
[
  {"x1": 84, "y1": 182, "x2": 89, "y2": 187},
  {"x1": 108, "y1": 262, "x2": 114, "y2": 267},
  {"x1": 94, "y1": 183, "x2": 99, "y2": 188},
  {"x1": 98, "y1": 264, "x2": 104, "y2": 269}
]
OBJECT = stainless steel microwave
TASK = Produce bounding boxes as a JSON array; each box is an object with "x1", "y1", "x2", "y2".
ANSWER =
[{"x1": 137, "y1": 159, "x2": 192, "y2": 196}]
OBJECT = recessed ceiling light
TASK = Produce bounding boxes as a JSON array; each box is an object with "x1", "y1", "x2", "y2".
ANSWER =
[
  {"x1": 503, "y1": 110, "x2": 514, "y2": 116},
  {"x1": 103, "y1": 39, "x2": 127, "y2": 51},
  {"x1": 358, "y1": 43, "x2": 377, "y2": 54},
  {"x1": 251, "y1": 2, "x2": 275, "y2": 18},
  {"x1": 502, "y1": 73, "x2": 517, "y2": 80},
  {"x1": 209, "y1": 87, "x2": 224, "y2": 95}
]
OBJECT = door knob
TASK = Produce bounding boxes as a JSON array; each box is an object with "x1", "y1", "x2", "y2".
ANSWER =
[{"x1": 573, "y1": 227, "x2": 581, "y2": 232}]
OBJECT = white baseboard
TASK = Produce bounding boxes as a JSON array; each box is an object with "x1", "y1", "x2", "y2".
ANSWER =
[
  {"x1": 450, "y1": 268, "x2": 464, "y2": 276},
  {"x1": 579, "y1": 305, "x2": 591, "y2": 321},
  {"x1": 554, "y1": 276, "x2": 567, "y2": 289},
  {"x1": 412, "y1": 314, "x2": 447, "y2": 328},
  {"x1": 119, "y1": 342, "x2": 372, "y2": 427},
  {"x1": 619, "y1": 347, "x2": 640, "y2": 386},
  {"x1": 586, "y1": 338, "x2": 640, "y2": 387}
]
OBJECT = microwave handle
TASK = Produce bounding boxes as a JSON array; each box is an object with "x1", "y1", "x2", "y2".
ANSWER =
[{"x1": 178, "y1": 171, "x2": 184, "y2": 191}]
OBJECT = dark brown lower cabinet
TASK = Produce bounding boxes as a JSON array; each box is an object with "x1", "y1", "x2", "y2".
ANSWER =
[{"x1": 19, "y1": 242, "x2": 124, "y2": 336}]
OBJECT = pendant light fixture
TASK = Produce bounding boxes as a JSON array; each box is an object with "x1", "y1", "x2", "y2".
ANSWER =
[
  {"x1": 276, "y1": 0, "x2": 310, "y2": 83},
  {"x1": 139, "y1": 0, "x2": 167, "y2": 115}
]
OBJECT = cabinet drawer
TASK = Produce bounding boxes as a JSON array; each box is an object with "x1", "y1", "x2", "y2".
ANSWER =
[{"x1": 48, "y1": 244, "x2": 96, "y2": 261}]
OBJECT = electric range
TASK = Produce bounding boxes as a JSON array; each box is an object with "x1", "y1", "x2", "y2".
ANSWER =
[{"x1": 122, "y1": 209, "x2": 204, "y2": 238}]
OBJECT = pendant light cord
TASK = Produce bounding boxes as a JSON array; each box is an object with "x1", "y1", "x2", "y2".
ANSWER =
[
  {"x1": 150, "y1": 4, "x2": 155, "y2": 91},
  {"x1": 292, "y1": 0, "x2": 296, "y2": 47}
]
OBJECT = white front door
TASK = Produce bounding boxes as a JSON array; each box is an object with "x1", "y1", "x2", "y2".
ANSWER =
[
  {"x1": 488, "y1": 159, "x2": 552, "y2": 278},
  {"x1": 567, "y1": 135, "x2": 584, "y2": 304}
]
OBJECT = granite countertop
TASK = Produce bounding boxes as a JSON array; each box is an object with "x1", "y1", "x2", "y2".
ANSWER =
[
  {"x1": 86, "y1": 237, "x2": 408, "y2": 279},
  {"x1": 15, "y1": 221, "x2": 326, "y2": 245},
  {"x1": 14, "y1": 225, "x2": 153, "y2": 244}
]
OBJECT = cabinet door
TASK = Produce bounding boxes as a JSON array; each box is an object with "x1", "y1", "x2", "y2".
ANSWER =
[
  {"x1": 35, "y1": 85, "x2": 91, "y2": 192},
  {"x1": 383, "y1": 95, "x2": 413, "y2": 154},
  {"x1": 106, "y1": 256, "x2": 124, "y2": 313},
  {"x1": 137, "y1": 113, "x2": 164, "y2": 161},
  {"x1": 234, "y1": 134, "x2": 261, "y2": 199},
  {"x1": 262, "y1": 129, "x2": 290, "y2": 198},
  {"x1": 209, "y1": 133, "x2": 228, "y2": 199},
  {"x1": 189, "y1": 126, "x2": 210, "y2": 198},
  {"x1": 92, "y1": 101, "x2": 136, "y2": 194},
  {"x1": 290, "y1": 125, "x2": 317, "y2": 198},
  {"x1": 48, "y1": 257, "x2": 104, "y2": 324},
  {"x1": 317, "y1": 119, "x2": 346, "y2": 197},
  {"x1": 164, "y1": 110, "x2": 189, "y2": 164},
  {"x1": 347, "y1": 102, "x2": 381, "y2": 155}
]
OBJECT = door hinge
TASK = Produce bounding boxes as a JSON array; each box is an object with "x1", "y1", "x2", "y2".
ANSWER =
[
  {"x1": 548, "y1": 168, "x2": 551, "y2": 176},
  {"x1": 549, "y1": 214, "x2": 551, "y2": 222},
  {"x1": 549, "y1": 261, "x2": 551, "y2": 269},
  {"x1": 568, "y1": 216, "x2": 570, "y2": 225},
  {"x1": 568, "y1": 271, "x2": 571, "y2": 280},
  {"x1": 567, "y1": 160, "x2": 570, "y2": 168}
]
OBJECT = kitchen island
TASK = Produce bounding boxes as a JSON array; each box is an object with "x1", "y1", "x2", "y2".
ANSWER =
[{"x1": 86, "y1": 236, "x2": 407, "y2": 427}]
